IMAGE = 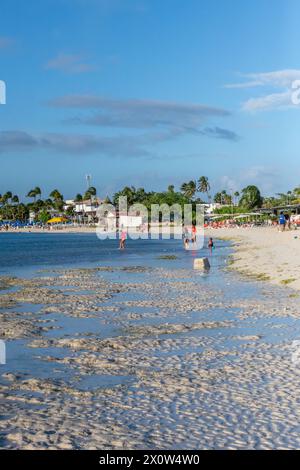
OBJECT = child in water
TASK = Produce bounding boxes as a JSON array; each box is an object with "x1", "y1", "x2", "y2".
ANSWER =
[
  {"x1": 184, "y1": 237, "x2": 189, "y2": 250},
  {"x1": 183, "y1": 226, "x2": 190, "y2": 249},
  {"x1": 208, "y1": 237, "x2": 214, "y2": 253}
]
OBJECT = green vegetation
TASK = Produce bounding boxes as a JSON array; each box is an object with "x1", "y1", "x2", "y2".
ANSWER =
[{"x1": 1, "y1": 177, "x2": 300, "y2": 223}]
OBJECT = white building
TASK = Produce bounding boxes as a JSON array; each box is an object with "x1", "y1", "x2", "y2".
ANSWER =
[
  {"x1": 74, "y1": 198, "x2": 101, "y2": 223},
  {"x1": 200, "y1": 203, "x2": 223, "y2": 215},
  {"x1": 29, "y1": 211, "x2": 35, "y2": 223},
  {"x1": 63, "y1": 199, "x2": 75, "y2": 211},
  {"x1": 98, "y1": 210, "x2": 144, "y2": 231}
]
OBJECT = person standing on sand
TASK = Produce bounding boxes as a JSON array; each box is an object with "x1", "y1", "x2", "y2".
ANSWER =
[
  {"x1": 119, "y1": 228, "x2": 127, "y2": 249},
  {"x1": 285, "y1": 213, "x2": 291, "y2": 230},
  {"x1": 279, "y1": 212, "x2": 286, "y2": 232}
]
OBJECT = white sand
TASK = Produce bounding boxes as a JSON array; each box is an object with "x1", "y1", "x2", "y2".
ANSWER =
[{"x1": 206, "y1": 226, "x2": 300, "y2": 290}]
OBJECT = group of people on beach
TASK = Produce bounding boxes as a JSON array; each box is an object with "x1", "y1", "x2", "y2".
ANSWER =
[
  {"x1": 183, "y1": 225, "x2": 214, "y2": 252},
  {"x1": 119, "y1": 225, "x2": 214, "y2": 253}
]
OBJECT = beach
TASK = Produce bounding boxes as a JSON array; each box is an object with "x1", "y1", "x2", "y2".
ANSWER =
[
  {"x1": 206, "y1": 226, "x2": 300, "y2": 291},
  {"x1": 1, "y1": 233, "x2": 300, "y2": 449}
]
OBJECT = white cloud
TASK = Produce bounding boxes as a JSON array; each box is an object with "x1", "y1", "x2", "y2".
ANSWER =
[
  {"x1": 242, "y1": 91, "x2": 292, "y2": 111},
  {"x1": 226, "y1": 69, "x2": 300, "y2": 112}
]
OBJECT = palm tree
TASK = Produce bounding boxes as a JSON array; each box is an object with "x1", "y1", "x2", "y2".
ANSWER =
[
  {"x1": 2, "y1": 191, "x2": 12, "y2": 205},
  {"x1": 49, "y1": 189, "x2": 63, "y2": 201},
  {"x1": 49, "y1": 189, "x2": 63, "y2": 212},
  {"x1": 234, "y1": 191, "x2": 240, "y2": 206},
  {"x1": 197, "y1": 176, "x2": 211, "y2": 202},
  {"x1": 83, "y1": 186, "x2": 97, "y2": 202},
  {"x1": 293, "y1": 187, "x2": 300, "y2": 196},
  {"x1": 113, "y1": 186, "x2": 136, "y2": 206},
  {"x1": 87, "y1": 186, "x2": 96, "y2": 196},
  {"x1": 213, "y1": 192, "x2": 222, "y2": 204},
  {"x1": 239, "y1": 185, "x2": 262, "y2": 209},
  {"x1": 44, "y1": 198, "x2": 54, "y2": 209},
  {"x1": 34, "y1": 187, "x2": 42, "y2": 200},
  {"x1": 180, "y1": 181, "x2": 197, "y2": 200},
  {"x1": 75, "y1": 193, "x2": 83, "y2": 202},
  {"x1": 11, "y1": 195, "x2": 19, "y2": 205},
  {"x1": 27, "y1": 189, "x2": 37, "y2": 203}
]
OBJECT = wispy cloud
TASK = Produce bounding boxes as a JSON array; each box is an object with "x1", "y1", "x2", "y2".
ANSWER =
[
  {"x1": 0, "y1": 130, "x2": 149, "y2": 157},
  {"x1": 243, "y1": 91, "x2": 292, "y2": 112},
  {"x1": 219, "y1": 166, "x2": 280, "y2": 194},
  {"x1": 226, "y1": 70, "x2": 300, "y2": 89},
  {"x1": 199, "y1": 127, "x2": 240, "y2": 141},
  {"x1": 45, "y1": 53, "x2": 95, "y2": 74},
  {"x1": 48, "y1": 95, "x2": 238, "y2": 140},
  {"x1": 226, "y1": 69, "x2": 300, "y2": 111},
  {"x1": 0, "y1": 97, "x2": 238, "y2": 159},
  {"x1": 0, "y1": 123, "x2": 239, "y2": 158}
]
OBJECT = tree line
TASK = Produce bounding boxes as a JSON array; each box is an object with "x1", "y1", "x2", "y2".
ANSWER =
[{"x1": 1, "y1": 177, "x2": 300, "y2": 222}]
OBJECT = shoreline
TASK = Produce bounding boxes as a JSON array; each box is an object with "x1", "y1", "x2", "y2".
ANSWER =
[
  {"x1": 2, "y1": 225, "x2": 300, "y2": 292},
  {"x1": 0, "y1": 226, "x2": 97, "y2": 234},
  {"x1": 206, "y1": 226, "x2": 300, "y2": 292}
]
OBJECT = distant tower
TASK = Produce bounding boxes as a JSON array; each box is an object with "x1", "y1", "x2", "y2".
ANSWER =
[{"x1": 86, "y1": 174, "x2": 92, "y2": 190}]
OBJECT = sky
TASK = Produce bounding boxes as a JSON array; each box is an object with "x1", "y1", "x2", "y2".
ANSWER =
[{"x1": 0, "y1": 0, "x2": 300, "y2": 200}]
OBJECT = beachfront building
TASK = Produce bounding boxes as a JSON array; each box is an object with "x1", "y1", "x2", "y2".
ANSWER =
[
  {"x1": 74, "y1": 198, "x2": 101, "y2": 224},
  {"x1": 63, "y1": 199, "x2": 75, "y2": 212},
  {"x1": 257, "y1": 204, "x2": 300, "y2": 216},
  {"x1": 29, "y1": 210, "x2": 35, "y2": 223},
  {"x1": 97, "y1": 210, "x2": 144, "y2": 232},
  {"x1": 201, "y1": 203, "x2": 223, "y2": 215}
]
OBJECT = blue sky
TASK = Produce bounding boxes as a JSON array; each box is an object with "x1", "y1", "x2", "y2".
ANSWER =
[{"x1": 0, "y1": 0, "x2": 300, "y2": 200}]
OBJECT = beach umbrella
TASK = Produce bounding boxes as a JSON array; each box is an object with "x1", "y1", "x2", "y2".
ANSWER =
[{"x1": 47, "y1": 217, "x2": 68, "y2": 224}]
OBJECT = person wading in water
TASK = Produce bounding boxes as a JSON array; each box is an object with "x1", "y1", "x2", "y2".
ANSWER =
[{"x1": 119, "y1": 228, "x2": 127, "y2": 249}]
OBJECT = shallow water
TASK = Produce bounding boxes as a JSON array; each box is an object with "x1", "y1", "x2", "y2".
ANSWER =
[
  {"x1": 1, "y1": 233, "x2": 300, "y2": 449},
  {"x1": 0, "y1": 232, "x2": 224, "y2": 274},
  {"x1": 0, "y1": 234, "x2": 235, "y2": 391}
]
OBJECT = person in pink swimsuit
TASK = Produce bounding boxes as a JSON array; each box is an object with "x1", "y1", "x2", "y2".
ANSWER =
[{"x1": 119, "y1": 229, "x2": 127, "y2": 249}]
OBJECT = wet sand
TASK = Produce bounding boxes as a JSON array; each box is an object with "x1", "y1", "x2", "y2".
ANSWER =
[{"x1": 1, "y1": 251, "x2": 300, "y2": 450}]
